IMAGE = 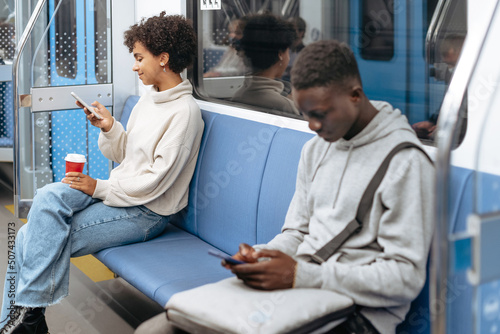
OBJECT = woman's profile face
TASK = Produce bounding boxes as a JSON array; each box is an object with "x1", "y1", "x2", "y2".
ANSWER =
[
  {"x1": 277, "y1": 48, "x2": 290, "y2": 77},
  {"x1": 131, "y1": 42, "x2": 163, "y2": 87}
]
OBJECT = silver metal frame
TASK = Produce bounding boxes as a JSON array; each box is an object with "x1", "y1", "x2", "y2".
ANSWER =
[
  {"x1": 425, "y1": 0, "x2": 446, "y2": 64},
  {"x1": 31, "y1": 84, "x2": 113, "y2": 112},
  {"x1": 12, "y1": 0, "x2": 47, "y2": 218},
  {"x1": 431, "y1": 1, "x2": 500, "y2": 332},
  {"x1": 110, "y1": 0, "x2": 136, "y2": 122}
]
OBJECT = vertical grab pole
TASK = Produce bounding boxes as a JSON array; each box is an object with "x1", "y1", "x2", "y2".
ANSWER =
[
  {"x1": 425, "y1": 0, "x2": 447, "y2": 64},
  {"x1": 12, "y1": 0, "x2": 48, "y2": 217},
  {"x1": 431, "y1": 1, "x2": 500, "y2": 333}
]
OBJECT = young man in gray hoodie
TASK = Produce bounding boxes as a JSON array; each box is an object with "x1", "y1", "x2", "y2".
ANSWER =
[{"x1": 229, "y1": 40, "x2": 435, "y2": 333}]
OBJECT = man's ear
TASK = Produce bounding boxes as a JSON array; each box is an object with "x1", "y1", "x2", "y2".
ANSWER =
[{"x1": 350, "y1": 85, "x2": 363, "y2": 102}]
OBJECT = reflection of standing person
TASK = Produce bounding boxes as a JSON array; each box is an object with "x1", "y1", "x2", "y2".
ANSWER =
[
  {"x1": 283, "y1": 16, "x2": 306, "y2": 82},
  {"x1": 0, "y1": 13, "x2": 203, "y2": 333},
  {"x1": 412, "y1": 34, "x2": 465, "y2": 139},
  {"x1": 232, "y1": 13, "x2": 299, "y2": 116},
  {"x1": 439, "y1": 34, "x2": 464, "y2": 83},
  {"x1": 203, "y1": 17, "x2": 248, "y2": 78}
]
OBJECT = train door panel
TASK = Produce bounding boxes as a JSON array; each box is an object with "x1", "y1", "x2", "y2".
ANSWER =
[
  {"x1": 13, "y1": 0, "x2": 112, "y2": 217},
  {"x1": 0, "y1": 3, "x2": 15, "y2": 161},
  {"x1": 48, "y1": 0, "x2": 110, "y2": 183}
]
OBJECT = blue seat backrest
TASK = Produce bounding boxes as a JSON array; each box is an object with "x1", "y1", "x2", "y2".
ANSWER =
[
  {"x1": 182, "y1": 112, "x2": 282, "y2": 254},
  {"x1": 120, "y1": 95, "x2": 141, "y2": 130},
  {"x1": 256, "y1": 128, "x2": 314, "y2": 243},
  {"x1": 174, "y1": 111, "x2": 314, "y2": 255},
  {"x1": 171, "y1": 109, "x2": 218, "y2": 235}
]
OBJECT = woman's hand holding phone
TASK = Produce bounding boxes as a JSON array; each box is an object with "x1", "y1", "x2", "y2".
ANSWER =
[{"x1": 74, "y1": 99, "x2": 114, "y2": 132}]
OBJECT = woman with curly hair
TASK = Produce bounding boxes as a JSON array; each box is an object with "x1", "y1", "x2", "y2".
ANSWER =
[
  {"x1": 231, "y1": 13, "x2": 300, "y2": 116},
  {"x1": 0, "y1": 12, "x2": 203, "y2": 333}
]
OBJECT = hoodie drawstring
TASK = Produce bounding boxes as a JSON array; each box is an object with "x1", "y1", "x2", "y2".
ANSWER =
[
  {"x1": 332, "y1": 144, "x2": 354, "y2": 208},
  {"x1": 311, "y1": 143, "x2": 332, "y2": 182}
]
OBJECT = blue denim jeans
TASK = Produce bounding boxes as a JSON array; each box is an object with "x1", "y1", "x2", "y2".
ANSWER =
[{"x1": 1, "y1": 182, "x2": 170, "y2": 326}]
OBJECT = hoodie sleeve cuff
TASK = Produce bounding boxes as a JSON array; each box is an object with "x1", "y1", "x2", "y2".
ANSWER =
[
  {"x1": 92, "y1": 179, "x2": 110, "y2": 199},
  {"x1": 100, "y1": 117, "x2": 120, "y2": 138},
  {"x1": 293, "y1": 260, "x2": 323, "y2": 289}
]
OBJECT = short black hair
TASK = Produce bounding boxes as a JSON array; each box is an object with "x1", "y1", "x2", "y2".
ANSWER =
[
  {"x1": 123, "y1": 12, "x2": 197, "y2": 74},
  {"x1": 291, "y1": 40, "x2": 362, "y2": 91},
  {"x1": 240, "y1": 13, "x2": 296, "y2": 72}
]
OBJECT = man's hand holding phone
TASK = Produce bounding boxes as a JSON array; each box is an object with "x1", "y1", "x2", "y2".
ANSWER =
[{"x1": 225, "y1": 243, "x2": 297, "y2": 290}]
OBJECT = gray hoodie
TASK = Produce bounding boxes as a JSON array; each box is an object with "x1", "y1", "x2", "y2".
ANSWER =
[{"x1": 261, "y1": 101, "x2": 435, "y2": 333}]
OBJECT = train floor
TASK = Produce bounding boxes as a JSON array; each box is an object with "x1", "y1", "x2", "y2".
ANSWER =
[{"x1": 0, "y1": 181, "x2": 164, "y2": 333}]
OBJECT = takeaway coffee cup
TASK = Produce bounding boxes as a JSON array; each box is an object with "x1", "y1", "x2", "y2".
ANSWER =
[{"x1": 65, "y1": 154, "x2": 86, "y2": 173}]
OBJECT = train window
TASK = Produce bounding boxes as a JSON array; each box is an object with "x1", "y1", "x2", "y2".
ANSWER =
[
  {"x1": 0, "y1": 22, "x2": 15, "y2": 62},
  {"x1": 54, "y1": 0, "x2": 77, "y2": 79},
  {"x1": 94, "y1": 0, "x2": 110, "y2": 83},
  {"x1": 189, "y1": 0, "x2": 468, "y2": 145},
  {"x1": 359, "y1": 0, "x2": 394, "y2": 61},
  {"x1": 52, "y1": 0, "x2": 111, "y2": 83}
]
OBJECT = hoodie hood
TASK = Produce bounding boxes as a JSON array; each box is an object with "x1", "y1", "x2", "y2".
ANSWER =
[
  {"x1": 334, "y1": 101, "x2": 416, "y2": 151},
  {"x1": 309, "y1": 101, "x2": 419, "y2": 208}
]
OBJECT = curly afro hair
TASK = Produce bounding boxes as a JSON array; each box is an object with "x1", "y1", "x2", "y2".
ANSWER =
[
  {"x1": 291, "y1": 40, "x2": 362, "y2": 91},
  {"x1": 124, "y1": 12, "x2": 197, "y2": 74},
  {"x1": 240, "y1": 13, "x2": 296, "y2": 72}
]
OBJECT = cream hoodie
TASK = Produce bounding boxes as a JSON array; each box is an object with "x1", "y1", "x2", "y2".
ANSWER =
[
  {"x1": 93, "y1": 80, "x2": 204, "y2": 216},
  {"x1": 261, "y1": 101, "x2": 435, "y2": 333}
]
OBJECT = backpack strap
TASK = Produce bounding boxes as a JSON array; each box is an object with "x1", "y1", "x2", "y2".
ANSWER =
[{"x1": 309, "y1": 142, "x2": 431, "y2": 264}]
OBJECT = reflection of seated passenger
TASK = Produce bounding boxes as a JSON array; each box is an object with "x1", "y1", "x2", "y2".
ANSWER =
[
  {"x1": 412, "y1": 34, "x2": 465, "y2": 140},
  {"x1": 204, "y1": 18, "x2": 248, "y2": 78},
  {"x1": 283, "y1": 16, "x2": 306, "y2": 82},
  {"x1": 232, "y1": 13, "x2": 300, "y2": 116}
]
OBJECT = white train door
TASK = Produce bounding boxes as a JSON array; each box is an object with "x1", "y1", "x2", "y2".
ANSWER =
[{"x1": 12, "y1": 0, "x2": 134, "y2": 217}]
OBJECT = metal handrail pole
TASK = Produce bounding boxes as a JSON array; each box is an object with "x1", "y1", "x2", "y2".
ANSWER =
[
  {"x1": 12, "y1": 0, "x2": 48, "y2": 217},
  {"x1": 425, "y1": 0, "x2": 447, "y2": 64},
  {"x1": 431, "y1": 1, "x2": 500, "y2": 333}
]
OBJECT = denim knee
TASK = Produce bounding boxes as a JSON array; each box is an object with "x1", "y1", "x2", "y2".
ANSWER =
[{"x1": 29, "y1": 182, "x2": 92, "y2": 221}]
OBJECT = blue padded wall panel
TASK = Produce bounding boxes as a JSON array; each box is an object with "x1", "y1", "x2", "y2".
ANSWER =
[
  {"x1": 447, "y1": 166, "x2": 474, "y2": 334},
  {"x1": 194, "y1": 114, "x2": 279, "y2": 255},
  {"x1": 256, "y1": 128, "x2": 313, "y2": 244}
]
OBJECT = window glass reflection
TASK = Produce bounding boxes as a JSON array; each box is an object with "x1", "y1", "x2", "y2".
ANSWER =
[
  {"x1": 231, "y1": 13, "x2": 299, "y2": 116},
  {"x1": 194, "y1": 0, "x2": 468, "y2": 145}
]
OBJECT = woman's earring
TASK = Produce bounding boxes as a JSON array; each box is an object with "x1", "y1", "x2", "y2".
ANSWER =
[{"x1": 160, "y1": 62, "x2": 166, "y2": 72}]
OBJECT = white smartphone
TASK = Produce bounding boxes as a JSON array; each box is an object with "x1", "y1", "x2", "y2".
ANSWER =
[{"x1": 70, "y1": 92, "x2": 103, "y2": 120}]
